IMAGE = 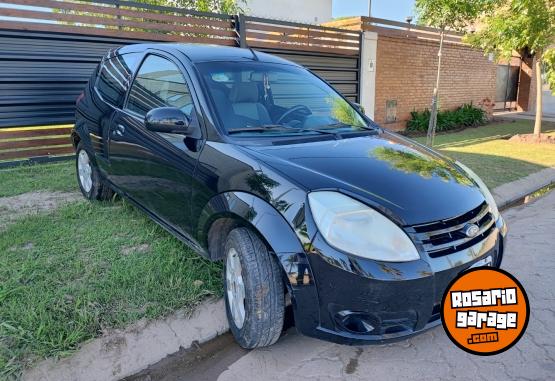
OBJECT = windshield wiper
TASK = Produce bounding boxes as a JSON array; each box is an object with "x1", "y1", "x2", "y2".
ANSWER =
[
  {"x1": 318, "y1": 122, "x2": 377, "y2": 132},
  {"x1": 228, "y1": 125, "x2": 340, "y2": 136},
  {"x1": 227, "y1": 123, "x2": 377, "y2": 137},
  {"x1": 228, "y1": 125, "x2": 293, "y2": 134}
]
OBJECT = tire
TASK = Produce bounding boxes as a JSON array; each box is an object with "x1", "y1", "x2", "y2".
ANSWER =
[
  {"x1": 75, "y1": 142, "x2": 114, "y2": 201},
  {"x1": 224, "y1": 227, "x2": 285, "y2": 349}
]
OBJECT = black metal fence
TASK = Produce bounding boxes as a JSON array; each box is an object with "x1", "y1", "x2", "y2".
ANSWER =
[
  {"x1": 0, "y1": 0, "x2": 362, "y2": 164},
  {"x1": 0, "y1": 0, "x2": 361, "y2": 129}
]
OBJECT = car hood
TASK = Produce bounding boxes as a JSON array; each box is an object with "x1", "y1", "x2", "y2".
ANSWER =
[{"x1": 241, "y1": 131, "x2": 486, "y2": 226}]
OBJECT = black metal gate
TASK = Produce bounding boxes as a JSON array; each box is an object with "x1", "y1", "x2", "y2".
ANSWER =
[
  {"x1": 0, "y1": 32, "x2": 360, "y2": 129},
  {"x1": 0, "y1": 30, "x2": 150, "y2": 128},
  {"x1": 256, "y1": 49, "x2": 360, "y2": 103},
  {"x1": 0, "y1": 1, "x2": 361, "y2": 129},
  {"x1": 0, "y1": 0, "x2": 362, "y2": 165},
  {"x1": 494, "y1": 59, "x2": 521, "y2": 111}
]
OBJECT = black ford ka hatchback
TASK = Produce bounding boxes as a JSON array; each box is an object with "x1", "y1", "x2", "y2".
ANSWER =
[{"x1": 73, "y1": 43, "x2": 507, "y2": 348}]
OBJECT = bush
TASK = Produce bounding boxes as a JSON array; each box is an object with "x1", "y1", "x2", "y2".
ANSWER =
[{"x1": 406, "y1": 103, "x2": 487, "y2": 133}]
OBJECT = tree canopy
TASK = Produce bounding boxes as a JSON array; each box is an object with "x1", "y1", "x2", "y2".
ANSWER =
[
  {"x1": 465, "y1": 0, "x2": 555, "y2": 136},
  {"x1": 415, "y1": 0, "x2": 496, "y2": 31},
  {"x1": 417, "y1": 0, "x2": 555, "y2": 137},
  {"x1": 464, "y1": 0, "x2": 555, "y2": 60}
]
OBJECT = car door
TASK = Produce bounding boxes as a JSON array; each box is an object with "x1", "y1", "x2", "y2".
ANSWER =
[{"x1": 108, "y1": 52, "x2": 203, "y2": 239}]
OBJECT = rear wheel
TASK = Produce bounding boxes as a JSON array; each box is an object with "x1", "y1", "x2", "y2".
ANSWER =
[
  {"x1": 76, "y1": 142, "x2": 113, "y2": 201},
  {"x1": 224, "y1": 227, "x2": 285, "y2": 348}
]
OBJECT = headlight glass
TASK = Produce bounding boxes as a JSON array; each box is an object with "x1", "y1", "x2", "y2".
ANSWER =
[
  {"x1": 455, "y1": 162, "x2": 500, "y2": 220},
  {"x1": 308, "y1": 191, "x2": 420, "y2": 262}
]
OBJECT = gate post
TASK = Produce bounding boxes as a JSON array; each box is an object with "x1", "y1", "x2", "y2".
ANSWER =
[
  {"x1": 360, "y1": 31, "x2": 378, "y2": 120},
  {"x1": 235, "y1": 14, "x2": 248, "y2": 48}
]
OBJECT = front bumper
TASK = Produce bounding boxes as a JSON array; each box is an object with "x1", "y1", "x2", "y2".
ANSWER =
[{"x1": 283, "y1": 216, "x2": 507, "y2": 345}]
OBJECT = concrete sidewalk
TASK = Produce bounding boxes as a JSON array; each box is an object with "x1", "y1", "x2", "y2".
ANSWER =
[
  {"x1": 133, "y1": 190, "x2": 555, "y2": 381},
  {"x1": 494, "y1": 111, "x2": 555, "y2": 123},
  {"x1": 495, "y1": 88, "x2": 555, "y2": 122}
]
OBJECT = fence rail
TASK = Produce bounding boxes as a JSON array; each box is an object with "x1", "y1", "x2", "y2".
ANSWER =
[
  {"x1": 243, "y1": 16, "x2": 360, "y2": 56},
  {"x1": 0, "y1": 0, "x2": 237, "y2": 45},
  {"x1": 325, "y1": 16, "x2": 464, "y2": 44},
  {"x1": 0, "y1": 126, "x2": 73, "y2": 162}
]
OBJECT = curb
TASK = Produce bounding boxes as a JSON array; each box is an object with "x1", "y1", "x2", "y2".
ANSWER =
[
  {"x1": 23, "y1": 299, "x2": 228, "y2": 381},
  {"x1": 22, "y1": 167, "x2": 555, "y2": 381},
  {"x1": 492, "y1": 167, "x2": 555, "y2": 209}
]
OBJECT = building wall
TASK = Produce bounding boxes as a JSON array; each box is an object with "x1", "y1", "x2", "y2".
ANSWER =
[
  {"x1": 246, "y1": 0, "x2": 333, "y2": 24},
  {"x1": 373, "y1": 35, "x2": 497, "y2": 131}
]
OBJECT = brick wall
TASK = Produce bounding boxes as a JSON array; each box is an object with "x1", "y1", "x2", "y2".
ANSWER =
[{"x1": 374, "y1": 35, "x2": 497, "y2": 131}]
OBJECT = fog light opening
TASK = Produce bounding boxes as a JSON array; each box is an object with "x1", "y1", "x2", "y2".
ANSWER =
[{"x1": 335, "y1": 311, "x2": 377, "y2": 335}]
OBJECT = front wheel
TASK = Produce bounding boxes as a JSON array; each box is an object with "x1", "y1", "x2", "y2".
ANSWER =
[
  {"x1": 76, "y1": 142, "x2": 113, "y2": 201},
  {"x1": 224, "y1": 227, "x2": 285, "y2": 348}
]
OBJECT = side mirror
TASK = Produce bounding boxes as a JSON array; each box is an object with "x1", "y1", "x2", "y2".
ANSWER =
[{"x1": 145, "y1": 107, "x2": 190, "y2": 135}]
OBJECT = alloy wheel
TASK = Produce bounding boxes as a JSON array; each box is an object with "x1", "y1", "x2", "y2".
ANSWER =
[
  {"x1": 77, "y1": 150, "x2": 93, "y2": 193},
  {"x1": 226, "y1": 247, "x2": 246, "y2": 329}
]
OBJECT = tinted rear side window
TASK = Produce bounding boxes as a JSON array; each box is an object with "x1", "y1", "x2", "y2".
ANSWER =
[{"x1": 95, "y1": 52, "x2": 141, "y2": 107}]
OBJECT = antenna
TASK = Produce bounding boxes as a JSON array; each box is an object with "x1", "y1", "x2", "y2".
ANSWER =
[{"x1": 249, "y1": 47, "x2": 260, "y2": 61}]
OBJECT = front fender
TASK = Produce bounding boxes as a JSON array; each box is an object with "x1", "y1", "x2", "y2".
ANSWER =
[
  {"x1": 198, "y1": 191, "x2": 321, "y2": 336},
  {"x1": 197, "y1": 191, "x2": 305, "y2": 257}
]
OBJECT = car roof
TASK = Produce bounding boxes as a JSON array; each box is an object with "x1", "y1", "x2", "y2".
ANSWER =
[{"x1": 116, "y1": 43, "x2": 300, "y2": 66}]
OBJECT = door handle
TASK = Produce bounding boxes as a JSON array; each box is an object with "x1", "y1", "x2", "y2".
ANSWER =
[{"x1": 113, "y1": 124, "x2": 125, "y2": 137}]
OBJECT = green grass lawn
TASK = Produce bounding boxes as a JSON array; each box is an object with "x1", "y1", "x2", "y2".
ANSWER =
[
  {"x1": 0, "y1": 200, "x2": 222, "y2": 378},
  {"x1": 0, "y1": 161, "x2": 77, "y2": 198},
  {"x1": 413, "y1": 120, "x2": 555, "y2": 188}
]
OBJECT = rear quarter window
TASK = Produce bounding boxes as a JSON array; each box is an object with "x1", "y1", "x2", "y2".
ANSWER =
[{"x1": 95, "y1": 52, "x2": 141, "y2": 107}]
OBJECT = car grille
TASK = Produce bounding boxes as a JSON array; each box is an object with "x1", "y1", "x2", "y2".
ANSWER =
[{"x1": 407, "y1": 202, "x2": 496, "y2": 258}]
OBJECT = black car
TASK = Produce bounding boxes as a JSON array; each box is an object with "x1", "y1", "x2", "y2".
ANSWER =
[{"x1": 73, "y1": 43, "x2": 507, "y2": 348}]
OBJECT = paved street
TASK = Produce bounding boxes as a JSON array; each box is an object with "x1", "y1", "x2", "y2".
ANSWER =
[
  {"x1": 130, "y1": 190, "x2": 555, "y2": 381},
  {"x1": 543, "y1": 88, "x2": 555, "y2": 117}
]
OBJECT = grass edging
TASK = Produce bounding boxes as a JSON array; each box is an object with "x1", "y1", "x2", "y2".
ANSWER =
[{"x1": 22, "y1": 299, "x2": 229, "y2": 381}]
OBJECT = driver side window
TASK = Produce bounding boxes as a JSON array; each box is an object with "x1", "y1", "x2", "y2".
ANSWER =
[{"x1": 126, "y1": 55, "x2": 194, "y2": 118}]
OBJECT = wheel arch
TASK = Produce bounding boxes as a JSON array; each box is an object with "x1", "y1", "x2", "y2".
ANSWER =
[
  {"x1": 71, "y1": 122, "x2": 101, "y2": 167},
  {"x1": 71, "y1": 121, "x2": 89, "y2": 149},
  {"x1": 199, "y1": 191, "x2": 305, "y2": 262},
  {"x1": 70, "y1": 130, "x2": 81, "y2": 149}
]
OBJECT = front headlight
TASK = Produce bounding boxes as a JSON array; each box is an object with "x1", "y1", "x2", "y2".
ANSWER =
[
  {"x1": 455, "y1": 162, "x2": 500, "y2": 220},
  {"x1": 308, "y1": 191, "x2": 420, "y2": 262}
]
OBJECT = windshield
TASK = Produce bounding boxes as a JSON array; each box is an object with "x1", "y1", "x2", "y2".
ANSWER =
[{"x1": 197, "y1": 61, "x2": 370, "y2": 136}]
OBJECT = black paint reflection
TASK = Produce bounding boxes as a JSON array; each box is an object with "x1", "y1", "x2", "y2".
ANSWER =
[{"x1": 371, "y1": 146, "x2": 473, "y2": 185}]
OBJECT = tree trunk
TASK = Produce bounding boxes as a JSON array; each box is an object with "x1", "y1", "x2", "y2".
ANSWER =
[
  {"x1": 426, "y1": 29, "x2": 445, "y2": 147},
  {"x1": 534, "y1": 55, "x2": 543, "y2": 136}
]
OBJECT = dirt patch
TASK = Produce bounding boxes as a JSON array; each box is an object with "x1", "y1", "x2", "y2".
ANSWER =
[
  {"x1": 0, "y1": 190, "x2": 82, "y2": 229},
  {"x1": 509, "y1": 133, "x2": 555, "y2": 144},
  {"x1": 120, "y1": 244, "x2": 151, "y2": 256},
  {"x1": 8, "y1": 242, "x2": 35, "y2": 252}
]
